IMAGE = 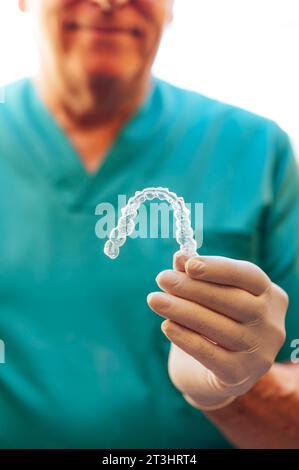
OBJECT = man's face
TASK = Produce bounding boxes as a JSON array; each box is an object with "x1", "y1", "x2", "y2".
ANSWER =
[{"x1": 22, "y1": 0, "x2": 173, "y2": 90}]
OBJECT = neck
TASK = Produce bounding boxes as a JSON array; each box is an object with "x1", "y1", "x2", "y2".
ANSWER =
[
  {"x1": 33, "y1": 67, "x2": 152, "y2": 131},
  {"x1": 32, "y1": 69, "x2": 152, "y2": 172}
]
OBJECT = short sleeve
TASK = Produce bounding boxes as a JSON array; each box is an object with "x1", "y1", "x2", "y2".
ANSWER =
[{"x1": 259, "y1": 126, "x2": 299, "y2": 362}]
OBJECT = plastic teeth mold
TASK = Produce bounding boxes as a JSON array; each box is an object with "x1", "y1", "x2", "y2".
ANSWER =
[{"x1": 104, "y1": 187, "x2": 197, "y2": 260}]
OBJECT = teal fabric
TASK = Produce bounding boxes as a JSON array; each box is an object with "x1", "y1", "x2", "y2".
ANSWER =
[{"x1": 0, "y1": 77, "x2": 298, "y2": 448}]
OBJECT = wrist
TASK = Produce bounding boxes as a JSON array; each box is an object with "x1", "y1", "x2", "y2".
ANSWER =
[{"x1": 251, "y1": 362, "x2": 298, "y2": 400}]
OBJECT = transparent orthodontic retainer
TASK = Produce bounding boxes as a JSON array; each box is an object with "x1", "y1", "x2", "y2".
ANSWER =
[{"x1": 104, "y1": 187, "x2": 198, "y2": 260}]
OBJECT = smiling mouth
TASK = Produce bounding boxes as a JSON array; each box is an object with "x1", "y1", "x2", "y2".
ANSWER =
[{"x1": 64, "y1": 22, "x2": 143, "y2": 38}]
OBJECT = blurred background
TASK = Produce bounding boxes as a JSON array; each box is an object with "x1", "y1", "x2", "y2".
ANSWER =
[{"x1": 0, "y1": 0, "x2": 298, "y2": 151}]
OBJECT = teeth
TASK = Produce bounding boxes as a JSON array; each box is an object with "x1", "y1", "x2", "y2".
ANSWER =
[
  {"x1": 181, "y1": 226, "x2": 194, "y2": 237},
  {"x1": 119, "y1": 215, "x2": 131, "y2": 227},
  {"x1": 180, "y1": 239, "x2": 197, "y2": 256},
  {"x1": 118, "y1": 216, "x2": 135, "y2": 236},
  {"x1": 145, "y1": 191, "x2": 156, "y2": 200},
  {"x1": 104, "y1": 240, "x2": 119, "y2": 260},
  {"x1": 110, "y1": 228, "x2": 126, "y2": 247},
  {"x1": 125, "y1": 220, "x2": 135, "y2": 236},
  {"x1": 156, "y1": 192, "x2": 167, "y2": 200},
  {"x1": 176, "y1": 229, "x2": 193, "y2": 246},
  {"x1": 125, "y1": 206, "x2": 138, "y2": 218},
  {"x1": 104, "y1": 188, "x2": 197, "y2": 259}
]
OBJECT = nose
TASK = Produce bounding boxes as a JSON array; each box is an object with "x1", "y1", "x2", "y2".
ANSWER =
[{"x1": 93, "y1": 0, "x2": 131, "y2": 12}]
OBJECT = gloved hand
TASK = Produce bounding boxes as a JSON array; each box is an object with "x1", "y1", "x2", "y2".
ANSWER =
[{"x1": 147, "y1": 252, "x2": 288, "y2": 411}]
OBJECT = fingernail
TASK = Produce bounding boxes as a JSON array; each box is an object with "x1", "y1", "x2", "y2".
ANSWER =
[
  {"x1": 147, "y1": 292, "x2": 171, "y2": 310},
  {"x1": 187, "y1": 258, "x2": 205, "y2": 275},
  {"x1": 161, "y1": 321, "x2": 168, "y2": 334},
  {"x1": 156, "y1": 270, "x2": 178, "y2": 287}
]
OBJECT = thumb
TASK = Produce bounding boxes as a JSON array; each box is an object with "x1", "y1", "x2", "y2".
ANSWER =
[{"x1": 167, "y1": 342, "x2": 209, "y2": 395}]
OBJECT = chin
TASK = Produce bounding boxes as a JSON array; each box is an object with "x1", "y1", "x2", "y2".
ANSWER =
[
  {"x1": 86, "y1": 64, "x2": 127, "y2": 80},
  {"x1": 80, "y1": 49, "x2": 139, "y2": 79}
]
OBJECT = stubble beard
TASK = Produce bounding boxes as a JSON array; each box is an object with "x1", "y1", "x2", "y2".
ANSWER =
[{"x1": 49, "y1": 51, "x2": 150, "y2": 127}]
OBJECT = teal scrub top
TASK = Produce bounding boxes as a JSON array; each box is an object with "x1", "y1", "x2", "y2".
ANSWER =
[{"x1": 0, "y1": 77, "x2": 298, "y2": 449}]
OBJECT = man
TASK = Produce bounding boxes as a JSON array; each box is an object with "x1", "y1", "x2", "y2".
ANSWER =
[{"x1": 0, "y1": 0, "x2": 298, "y2": 448}]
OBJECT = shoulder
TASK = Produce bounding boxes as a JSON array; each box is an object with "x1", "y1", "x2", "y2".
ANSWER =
[
  {"x1": 0, "y1": 77, "x2": 32, "y2": 118},
  {"x1": 154, "y1": 77, "x2": 283, "y2": 141}
]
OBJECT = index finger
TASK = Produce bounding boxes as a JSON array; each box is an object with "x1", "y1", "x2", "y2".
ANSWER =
[{"x1": 181, "y1": 253, "x2": 270, "y2": 296}]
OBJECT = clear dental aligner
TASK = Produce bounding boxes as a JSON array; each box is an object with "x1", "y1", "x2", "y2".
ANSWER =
[{"x1": 104, "y1": 187, "x2": 198, "y2": 260}]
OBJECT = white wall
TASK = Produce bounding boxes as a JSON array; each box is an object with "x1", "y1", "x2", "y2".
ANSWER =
[{"x1": 0, "y1": 0, "x2": 298, "y2": 150}]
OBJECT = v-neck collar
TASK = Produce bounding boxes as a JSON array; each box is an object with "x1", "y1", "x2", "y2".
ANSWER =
[{"x1": 26, "y1": 75, "x2": 160, "y2": 209}]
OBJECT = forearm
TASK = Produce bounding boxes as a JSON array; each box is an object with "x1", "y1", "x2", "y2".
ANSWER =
[{"x1": 205, "y1": 362, "x2": 299, "y2": 449}]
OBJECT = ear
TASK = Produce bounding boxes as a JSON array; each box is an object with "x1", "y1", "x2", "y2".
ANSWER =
[{"x1": 18, "y1": 0, "x2": 28, "y2": 12}]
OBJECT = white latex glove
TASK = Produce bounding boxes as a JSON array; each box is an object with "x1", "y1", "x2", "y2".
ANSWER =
[{"x1": 147, "y1": 252, "x2": 288, "y2": 411}]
